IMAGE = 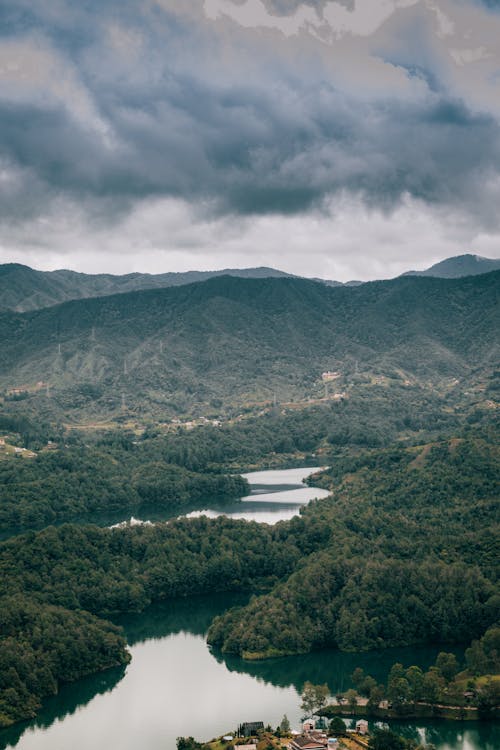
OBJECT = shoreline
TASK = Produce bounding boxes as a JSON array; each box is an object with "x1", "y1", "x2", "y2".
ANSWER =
[{"x1": 319, "y1": 703, "x2": 500, "y2": 723}]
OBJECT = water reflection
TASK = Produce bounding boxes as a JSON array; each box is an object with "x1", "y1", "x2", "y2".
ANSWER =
[
  {"x1": 382, "y1": 719, "x2": 499, "y2": 750},
  {"x1": 0, "y1": 465, "x2": 328, "y2": 539},
  {"x1": 119, "y1": 592, "x2": 251, "y2": 645},
  {"x1": 0, "y1": 666, "x2": 126, "y2": 750},
  {"x1": 1, "y1": 594, "x2": 497, "y2": 750},
  {"x1": 213, "y1": 643, "x2": 466, "y2": 695}
]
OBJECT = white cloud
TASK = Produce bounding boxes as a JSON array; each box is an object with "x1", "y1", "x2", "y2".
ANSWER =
[
  {"x1": 1, "y1": 192, "x2": 498, "y2": 279},
  {"x1": 322, "y1": 0, "x2": 419, "y2": 39},
  {"x1": 203, "y1": 0, "x2": 321, "y2": 36},
  {"x1": 204, "y1": 1, "x2": 421, "y2": 40}
]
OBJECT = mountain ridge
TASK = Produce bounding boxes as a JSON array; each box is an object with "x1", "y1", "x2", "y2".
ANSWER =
[
  {"x1": 403, "y1": 253, "x2": 500, "y2": 278},
  {"x1": 1, "y1": 253, "x2": 498, "y2": 312},
  {"x1": 0, "y1": 271, "x2": 498, "y2": 420}
]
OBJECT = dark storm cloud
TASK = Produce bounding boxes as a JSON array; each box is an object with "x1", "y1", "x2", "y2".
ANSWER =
[{"x1": 0, "y1": 0, "x2": 500, "y2": 226}]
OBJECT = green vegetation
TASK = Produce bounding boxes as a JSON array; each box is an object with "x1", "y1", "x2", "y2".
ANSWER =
[
  {"x1": 0, "y1": 597, "x2": 128, "y2": 727},
  {"x1": 207, "y1": 431, "x2": 499, "y2": 657},
  {"x1": 319, "y1": 625, "x2": 500, "y2": 722},
  {"x1": 0, "y1": 514, "x2": 303, "y2": 727},
  {"x1": 0, "y1": 444, "x2": 247, "y2": 532},
  {"x1": 0, "y1": 272, "x2": 498, "y2": 729},
  {"x1": 300, "y1": 681, "x2": 330, "y2": 717},
  {"x1": 368, "y1": 728, "x2": 419, "y2": 750},
  {"x1": 1, "y1": 420, "x2": 498, "y2": 727},
  {"x1": 0, "y1": 272, "x2": 498, "y2": 420},
  {"x1": 0, "y1": 384, "x2": 467, "y2": 533},
  {"x1": 0, "y1": 262, "x2": 294, "y2": 313}
]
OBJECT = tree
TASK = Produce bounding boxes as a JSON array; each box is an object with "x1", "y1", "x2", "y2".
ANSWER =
[
  {"x1": 405, "y1": 666, "x2": 424, "y2": 703},
  {"x1": 477, "y1": 678, "x2": 500, "y2": 717},
  {"x1": 352, "y1": 667, "x2": 377, "y2": 697},
  {"x1": 345, "y1": 689, "x2": 358, "y2": 712},
  {"x1": 367, "y1": 684, "x2": 385, "y2": 712},
  {"x1": 300, "y1": 682, "x2": 329, "y2": 717},
  {"x1": 280, "y1": 715, "x2": 290, "y2": 733},
  {"x1": 176, "y1": 738, "x2": 203, "y2": 750},
  {"x1": 422, "y1": 669, "x2": 442, "y2": 705},
  {"x1": 435, "y1": 652, "x2": 459, "y2": 683},
  {"x1": 328, "y1": 717, "x2": 346, "y2": 736},
  {"x1": 368, "y1": 728, "x2": 409, "y2": 750},
  {"x1": 351, "y1": 668, "x2": 366, "y2": 690},
  {"x1": 388, "y1": 663, "x2": 405, "y2": 685},
  {"x1": 465, "y1": 640, "x2": 488, "y2": 675}
]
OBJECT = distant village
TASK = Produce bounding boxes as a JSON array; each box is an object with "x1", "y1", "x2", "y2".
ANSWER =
[{"x1": 185, "y1": 716, "x2": 372, "y2": 750}]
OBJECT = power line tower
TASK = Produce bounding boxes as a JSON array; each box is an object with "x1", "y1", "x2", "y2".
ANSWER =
[{"x1": 121, "y1": 392, "x2": 126, "y2": 411}]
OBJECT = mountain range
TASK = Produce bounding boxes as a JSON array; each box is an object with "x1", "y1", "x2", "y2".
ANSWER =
[
  {"x1": 0, "y1": 253, "x2": 498, "y2": 312},
  {"x1": 0, "y1": 271, "x2": 498, "y2": 420},
  {"x1": 404, "y1": 253, "x2": 500, "y2": 279}
]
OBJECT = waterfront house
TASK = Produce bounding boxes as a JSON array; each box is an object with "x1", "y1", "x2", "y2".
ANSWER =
[
  {"x1": 355, "y1": 719, "x2": 369, "y2": 735},
  {"x1": 288, "y1": 734, "x2": 327, "y2": 750}
]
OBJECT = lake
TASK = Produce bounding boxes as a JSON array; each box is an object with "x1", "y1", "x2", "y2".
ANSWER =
[
  {"x1": 182, "y1": 466, "x2": 331, "y2": 524},
  {"x1": 108, "y1": 465, "x2": 331, "y2": 527},
  {"x1": 1, "y1": 594, "x2": 497, "y2": 750},
  {"x1": 1, "y1": 468, "x2": 497, "y2": 750}
]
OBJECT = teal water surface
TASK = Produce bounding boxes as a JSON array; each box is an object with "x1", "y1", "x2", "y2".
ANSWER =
[
  {"x1": 1, "y1": 594, "x2": 497, "y2": 750},
  {"x1": 1, "y1": 469, "x2": 497, "y2": 750}
]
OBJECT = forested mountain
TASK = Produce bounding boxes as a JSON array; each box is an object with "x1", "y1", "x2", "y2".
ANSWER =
[
  {"x1": 0, "y1": 267, "x2": 498, "y2": 729},
  {"x1": 207, "y1": 428, "x2": 500, "y2": 658},
  {"x1": 0, "y1": 263, "x2": 296, "y2": 313},
  {"x1": 0, "y1": 272, "x2": 498, "y2": 420},
  {"x1": 2, "y1": 254, "x2": 497, "y2": 313},
  {"x1": 0, "y1": 392, "x2": 464, "y2": 534},
  {"x1": 0, "y1": 422, "x2": 498, "y2": 726},
  {"x1": 404, "y1": 253, "x2": 500, "y2": 278}
]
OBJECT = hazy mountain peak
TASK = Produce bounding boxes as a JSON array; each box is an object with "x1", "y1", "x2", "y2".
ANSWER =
[{"x1": 404, "y1": 253, "x2": 500, "y2": 279}]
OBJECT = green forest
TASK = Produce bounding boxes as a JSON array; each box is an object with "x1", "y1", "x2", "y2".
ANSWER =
[
  {"x1": 0, "y1": 273, "x2": 498, "y2": 729},
  {"x1": 0, "y1": 447, "x2": 248, "y2": 531},
  {"x1": 0, "y1": 271, "x2": 498, "y2": 420},
  {"x1": 0, "y1": 382, "x2": 478, "y2": 533},
  {"x1": 207, "y1": 429, "x2": 499, "y2": 657},
  {"x1": 311, "y1": 625, "x2": 500, "y2": 722},
  {"x1": 0, "y1": 415, "x2": 498, "y2": 727}
]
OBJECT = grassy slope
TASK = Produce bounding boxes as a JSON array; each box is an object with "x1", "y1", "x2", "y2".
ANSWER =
[{"x1": 0, "y1": 272, "x2": 498, "y2": 419}]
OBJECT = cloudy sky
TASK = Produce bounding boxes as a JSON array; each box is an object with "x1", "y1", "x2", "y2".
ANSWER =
[{"x1": 0, "y1": 0, "x2": 499, "y2": 280}]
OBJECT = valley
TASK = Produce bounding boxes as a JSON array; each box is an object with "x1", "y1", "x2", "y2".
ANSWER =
[{"x1": 0, "y1": 271, "x2": 498, "y2": 748}]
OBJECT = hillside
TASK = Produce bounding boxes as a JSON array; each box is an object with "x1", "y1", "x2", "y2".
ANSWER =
[
  {"x1": 0, "y1": 272, "x2": 498, "y2": 420},
  {"x1": 207, "y1": 428, "x2": 500, "y2": 658},
  {"x1": 1, "y1": 423, "x2": 498, "y2": 726},
  {"x1": 404, "y1": 253, "x2": 500, "y2": 279},
  {"x1": 0, "y1": 263, "x2": 296, "y2": 313}
]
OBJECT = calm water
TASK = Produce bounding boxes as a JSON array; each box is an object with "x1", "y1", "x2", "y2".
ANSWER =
[
  {"x1": 1, "y1": 594, "x2": 497, "y2": 750},
  {"x1": 0, "y1": 466, "x2": 330, "y2": 540},
  {"x1": 112, "y1": 465, "x2": 330, "y2": 527},
  {"x1": 1, "y1": 469, "x2": 497, "y2": 750},
  {"x1": 182, "y1": 466, "x2": 330, "y2": 524}
]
